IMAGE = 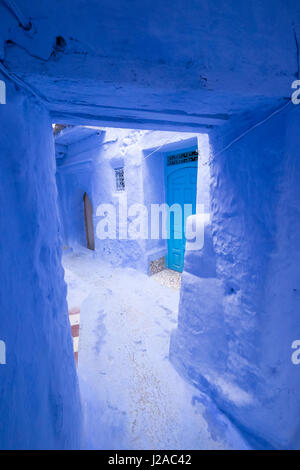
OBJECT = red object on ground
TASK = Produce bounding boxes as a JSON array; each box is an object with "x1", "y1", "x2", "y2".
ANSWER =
[{"x1": 69, "y1": 307, "x2": 80, "y2": 365}]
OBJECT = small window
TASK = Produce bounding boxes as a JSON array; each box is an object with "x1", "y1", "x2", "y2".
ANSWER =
[{"x1": 114, "y1": 167, "x2": 125, "y2": 191}]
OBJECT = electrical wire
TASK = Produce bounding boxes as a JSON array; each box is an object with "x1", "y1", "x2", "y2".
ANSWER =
[
  {"x1": 0, "y1": 60, "x2": 47, "y2": 104},
  {"x1": 211, "y1": 100, "x2": 292, "y2": 162},
  {"x1": 2, "y1": 0, "x2": 31, "y2": 31}
]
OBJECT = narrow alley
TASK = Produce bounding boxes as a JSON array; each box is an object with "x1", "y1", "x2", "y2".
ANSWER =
[{"x1": 63, "y1": 249, "x2": 248, "y2": 450}]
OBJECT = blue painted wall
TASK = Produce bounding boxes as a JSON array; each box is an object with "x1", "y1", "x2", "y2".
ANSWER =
[
  {"x1": 171, "y1": 104, "x2": 300, "y2": 449},
  {"x1": 0, "y1": 78, "x2": 82, "y2": 450}
]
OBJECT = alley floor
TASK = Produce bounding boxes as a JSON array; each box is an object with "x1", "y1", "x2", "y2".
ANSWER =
[{"x1": 63, "y1": 249, "x2": 249, "y2": 450}]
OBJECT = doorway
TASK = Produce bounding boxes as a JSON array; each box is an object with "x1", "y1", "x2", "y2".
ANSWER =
[
  {"x1": 56, "y1": 127, "x2": 213, "y2": 449},
  {"x1": 165, "y1": 148, "x2": 198, "y2": 272},
  {"x1": 83, "y1": 192, "x2": 95, "y2": 250}
]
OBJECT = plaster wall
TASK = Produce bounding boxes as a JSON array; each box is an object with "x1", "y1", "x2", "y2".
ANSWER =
[
  {"x1": 0, "y1": 78, "x2": 82, "y2": 449},
  {"x1": 171, "y1": 105, "x2": 300, "y2": 449}
]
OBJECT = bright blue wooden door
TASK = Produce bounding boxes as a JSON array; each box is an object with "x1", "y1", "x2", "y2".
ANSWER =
[{"x1": 166, "y1": 165, "x2": 197, "y2": 272}]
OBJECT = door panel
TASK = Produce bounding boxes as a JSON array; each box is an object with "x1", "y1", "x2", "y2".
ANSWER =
[
  {"x1": 166, "y1": 166, "x2": 197, "y2": 272},
  {"x1": 83, "y1": 192, "x2": 95, "y2": 250}
]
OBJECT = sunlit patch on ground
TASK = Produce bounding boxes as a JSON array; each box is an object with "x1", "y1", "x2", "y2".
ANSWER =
[{"x1": 152, "y1": 269, "x2": 181, "y2": 290}]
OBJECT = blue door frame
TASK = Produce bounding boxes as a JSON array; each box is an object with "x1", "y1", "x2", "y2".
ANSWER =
[{"x1": 165, "y1": 147, "x2": 198, "y2": 273}]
